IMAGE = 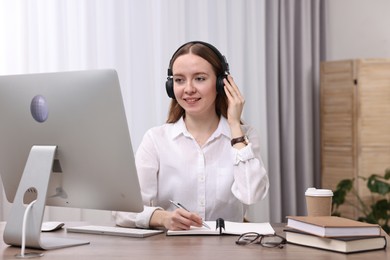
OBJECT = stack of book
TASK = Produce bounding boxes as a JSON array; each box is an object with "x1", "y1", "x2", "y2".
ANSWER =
[{"x1": 285, "y1": 216, "x2": 387, "y2": 254}]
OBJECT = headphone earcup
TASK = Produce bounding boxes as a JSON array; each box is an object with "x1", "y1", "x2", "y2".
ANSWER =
[
  {"x1": 165, "y1": 78, "x2": 175, "y2": 99},
  {"x1": 216, "y1": 75, "x2": 226, "y2": 94}
]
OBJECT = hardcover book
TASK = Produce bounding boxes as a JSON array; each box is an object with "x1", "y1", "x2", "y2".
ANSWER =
[
  {"x1": 286, "y1": 216, "x2": 381, "y2": 237},
  {"x1": 285, "y1": 228, "x2": 387, "y2": 254}
]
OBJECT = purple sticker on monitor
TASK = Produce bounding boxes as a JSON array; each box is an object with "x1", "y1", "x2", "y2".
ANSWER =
[{"x1": 30, "y1": 95, "x2": 49, "y2": 123}]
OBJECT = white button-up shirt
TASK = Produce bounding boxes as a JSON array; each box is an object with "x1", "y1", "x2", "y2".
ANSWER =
[{"x1": 115, "y1": 116, "x2": 269, "y2": 228}]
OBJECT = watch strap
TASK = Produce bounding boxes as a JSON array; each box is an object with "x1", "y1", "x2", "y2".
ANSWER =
[{"x1": 231, "y1": 135, "x2": 248, "y2": 146}]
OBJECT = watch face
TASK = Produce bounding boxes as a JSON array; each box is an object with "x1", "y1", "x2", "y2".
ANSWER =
[{"x1": 244, "y1": 136, "x2": 249, "y2": 144}]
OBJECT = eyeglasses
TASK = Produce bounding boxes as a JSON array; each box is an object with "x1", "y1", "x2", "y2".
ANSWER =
[{"x1": 235, "y1": 232, "x2": 286, "y2": 248}]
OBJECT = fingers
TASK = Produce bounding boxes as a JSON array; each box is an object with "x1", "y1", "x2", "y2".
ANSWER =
[
  {"x1": 223, "y1": 75, "x2": 245, "y2": 104},
  {"x1": 169, "y1": 209, "x2": 203, "y2": 231},
  {"x1": 223, "y1": 75, "x2": 245, "y2": 126}
]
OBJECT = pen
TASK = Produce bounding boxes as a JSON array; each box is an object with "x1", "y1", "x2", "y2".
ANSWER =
[{"x1": 169, "y1": 200, "x2": 211, "y2": 229}]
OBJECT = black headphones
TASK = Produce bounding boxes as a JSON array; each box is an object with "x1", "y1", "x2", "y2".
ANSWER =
[{"x1": 165, "y1": 41, "x2": 230, "y2": 99}]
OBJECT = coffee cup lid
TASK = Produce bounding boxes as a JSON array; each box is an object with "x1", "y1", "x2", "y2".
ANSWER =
[{"x1": 305, "y1": 187, "x2": 333, "y2": 197}]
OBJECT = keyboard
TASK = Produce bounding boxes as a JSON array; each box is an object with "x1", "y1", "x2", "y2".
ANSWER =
[{"x1": 66, "y1": 225, "x2": 164, "y2": 238}]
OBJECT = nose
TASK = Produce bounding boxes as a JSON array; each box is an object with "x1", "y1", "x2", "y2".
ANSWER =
[{"x1": 184, "y1": 81, "x2": 196, "y2": 94}]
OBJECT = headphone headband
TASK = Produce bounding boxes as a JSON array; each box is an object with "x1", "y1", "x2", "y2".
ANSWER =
[{"x1": 167, "y1": 41, "x2": 229, "y2": 76}]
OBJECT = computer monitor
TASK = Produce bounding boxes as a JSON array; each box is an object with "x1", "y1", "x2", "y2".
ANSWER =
[{"x1": 0, "y1": 69, "x2": 144, "y2": 250}]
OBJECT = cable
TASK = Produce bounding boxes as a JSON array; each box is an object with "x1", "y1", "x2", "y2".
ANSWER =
[{"x1": 20, "y1": 199, "x2": 37, "y2": 257}]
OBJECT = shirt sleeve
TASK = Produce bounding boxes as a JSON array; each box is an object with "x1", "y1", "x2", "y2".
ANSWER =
[
  {"x1": 233, "y1": 143, "x2": 256, "y2": 165},
  {"x1": 230, "y1": 126, "x2": 269, "y2": 205},
  {"x1": 114, "y1": 129, "x2": 161, "y2": 228},
  {"x1": 136, "y1": 129, "x2": 160, "y2": 206},
  {"x1": 113, "y1": 206, "x2": 162, "y2": 228}
]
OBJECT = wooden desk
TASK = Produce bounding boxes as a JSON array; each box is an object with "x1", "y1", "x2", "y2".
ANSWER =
[{"x1": 1, "y1": 223, "x2": 388, "y2": 259}]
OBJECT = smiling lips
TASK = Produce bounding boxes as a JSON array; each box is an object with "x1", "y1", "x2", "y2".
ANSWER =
[{"x1": 184, "y1": 97, "x2": 201, "y2": 104}]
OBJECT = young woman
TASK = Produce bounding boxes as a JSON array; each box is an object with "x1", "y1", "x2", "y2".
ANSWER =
[{"x1": 115, "y1": 41, "x2": 269, "y2": 230}]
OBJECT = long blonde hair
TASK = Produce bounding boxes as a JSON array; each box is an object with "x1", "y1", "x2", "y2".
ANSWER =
[{"x1": 166, "y1": 42, "x2": 228, "y2": 123}]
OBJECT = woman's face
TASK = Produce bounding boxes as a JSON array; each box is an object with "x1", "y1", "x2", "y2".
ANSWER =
[{"x1": 172, "y1": 53, "x2": 217, "y2": 117}]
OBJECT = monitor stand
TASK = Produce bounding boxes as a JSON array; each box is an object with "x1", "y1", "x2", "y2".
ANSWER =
[{"x1": 3, "y1": 145, "x2": 89, "y2": 251}]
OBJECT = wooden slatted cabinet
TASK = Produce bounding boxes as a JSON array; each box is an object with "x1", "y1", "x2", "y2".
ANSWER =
[{"x1": 321, "y1": 59, "x2": 390, "y2": 219}]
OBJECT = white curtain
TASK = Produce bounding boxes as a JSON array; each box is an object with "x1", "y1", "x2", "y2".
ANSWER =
[{"x1": 0, "y1": 0, "x2": 268, "y2": 224}]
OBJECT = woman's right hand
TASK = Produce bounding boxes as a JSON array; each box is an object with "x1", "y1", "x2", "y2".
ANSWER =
[{"x1": 150, "y1": 208, "x2": 203, "y2": 230}]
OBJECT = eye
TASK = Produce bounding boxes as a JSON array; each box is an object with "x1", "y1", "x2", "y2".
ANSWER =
[
  {"x1": 195, "y1": 76, "x2": 206, "y2": 82},
  {"x1": 173, "y1": 77, "x2": 185, "y2": 84}
]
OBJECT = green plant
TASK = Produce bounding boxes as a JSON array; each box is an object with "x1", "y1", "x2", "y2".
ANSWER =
[{"x1": 332, "y1": 168, "x2": 390, "y2": 234}]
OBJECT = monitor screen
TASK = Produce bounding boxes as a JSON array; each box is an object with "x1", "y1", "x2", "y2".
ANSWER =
[{"x1": 0, "y1": 69, "x2": 144, "y2": 250}]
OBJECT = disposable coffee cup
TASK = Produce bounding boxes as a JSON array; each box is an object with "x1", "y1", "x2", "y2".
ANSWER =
[{"x1": 305, "y1": 188, "x2": 333, "y2": 216}]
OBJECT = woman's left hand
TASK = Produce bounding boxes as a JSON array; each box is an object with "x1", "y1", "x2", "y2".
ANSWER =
[{"x1": 223, "y1": 75, "x2": 245, "y2": 127}]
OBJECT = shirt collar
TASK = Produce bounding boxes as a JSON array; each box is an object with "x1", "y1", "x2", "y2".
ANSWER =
[{"x1": 169, "y1": 116, "x2": 231, "y2": 140}]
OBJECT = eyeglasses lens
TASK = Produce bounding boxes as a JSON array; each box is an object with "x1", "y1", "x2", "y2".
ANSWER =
[{"x1": 260, "y1": 235, "x2": 285, "y2": 248}]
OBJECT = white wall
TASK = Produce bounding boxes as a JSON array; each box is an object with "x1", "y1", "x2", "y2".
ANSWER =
[{"x1": 325, "y1": 0, "x2": 390, "y2": 60}]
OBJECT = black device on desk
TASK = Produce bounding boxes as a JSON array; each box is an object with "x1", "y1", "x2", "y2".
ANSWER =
[{"x1": 0, "y1": 69, "x2": 144, "y2": 252}]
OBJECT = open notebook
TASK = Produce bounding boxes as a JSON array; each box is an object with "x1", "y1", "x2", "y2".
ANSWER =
[
  {"x1": 66, "y1": 225, "x2": 163, "y2": 238},
  {"x1": 167, "y1": 219, "x2": 275, "y2": 236}
]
